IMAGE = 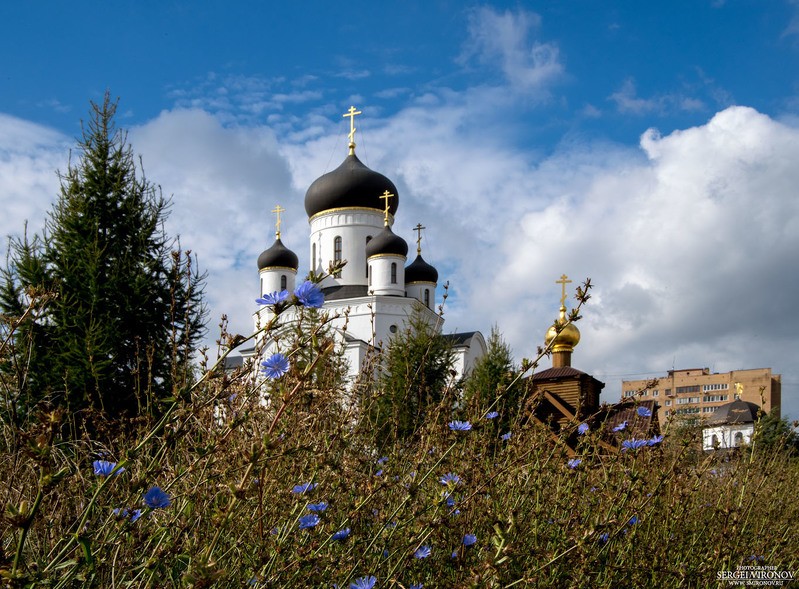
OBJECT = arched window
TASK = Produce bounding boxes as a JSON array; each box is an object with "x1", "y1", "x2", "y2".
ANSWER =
[
  {"x1": 260, "y1": 278, "x2": 264, "y2": 297},
  {"x1": 390, "y1": 262, "x2": 397, "y2": 284},
  {"x1": 734, "y1": 431, "x2": 744, "y2": 447},
  {"x1": 280, "y1": 275, "x2": 287, "y2": 291},
  {"x1": 424, "y1": 288, "x2": 430, "y2": 308},
  {"x1": 312, "y1": 243, "x2": 316, "y2": 270},
  {"x1": 366, "y1": 236, "x2": 372, "y2": 277},
  {"x1": 711, "y1": 434, "x2": 719, "y2": 448},
  {"x1": 368, "y1": 265, "x2": 372, "y2": 286},
  {"x1": 333, "y1": 236, "x2": 342, "y2": 277}
]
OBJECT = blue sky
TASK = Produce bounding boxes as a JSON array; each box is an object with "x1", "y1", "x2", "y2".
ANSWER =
[{"x1": 2, "y1": 1, "x2": 798, "y2": 419}]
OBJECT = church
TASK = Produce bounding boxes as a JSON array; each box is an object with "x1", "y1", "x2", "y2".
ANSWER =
[{"x1": 247, "y1": 107, "x2": 486, "y2": 384}]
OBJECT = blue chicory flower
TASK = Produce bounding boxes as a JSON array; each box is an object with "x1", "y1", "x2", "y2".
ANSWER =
[
  {"x1": 377, "y1": 456, "x2": 388, "y2": 464},
  {"x1": 628, "y1": 515, "x2": 639, "y2": 526},
  {"x1": 414, "y1": 545, "x2": 431, "y2": 559},
  {"x1": 299, "y1": 514, "x2": 320, "y2": 529},
  {"x1": 294, "y1": 280, "x2": 325, "y2": 308},
  {"x1": 599, "y1": 532, "x2": 609, "y2": 544},
  {"x1": 332, "y1": 528, "x2": 351, "y2": 541},
  {"x1": 307, "y1": 502, "x2": 328, "y2": 512},
  {"x1": 448, "y1": 420, "x2": 472, "y2": 431},
  {"x1": 578, "y1": 423, "x2": 589, "y2": 435},
  {"x1": 410, "y1": 584, "x2": 423, "y2": 589},
  {"x1": 621, "y1": 438, "x2": 648, "y2": 451},
  {"x1": 637, "y1": 406, "x2": 652, "y2": 417},
  {"x1": 612, "y1": 421, "x2": 627, "y2": 432},
  {"x1": 439, "y1": 472, "x2": 460, "y2": 485},
  {"x1": 463, "y1": 534, "x2": 477, "y2": 547},
  {"x1": 256, "y1": 290, "x2": 289, "y2": 305},
  {"x1": 261, "y1": 353, "x2": 290, "y2": 379},
  {"x1": 292, "y1": 482, "x2": 318, "y2": 494},
  {"x1": 143, "y1": 486, "x2": 171, "y2": 509},
  {"x1": 93, "y1": 460, "x2": 124, "y2": 477},
  {"x1": 567, "y1": 458, "x2": 582, "y2": 469},
  {"x1": 485, "y1": 411, "x2": 499, "y2": 419},
  {"x1": 501, "y1": 431, "x2": 512, "y2": 441},
  {"x1": 349, "y1": 576, "x2": 376, "y2": 589},
  {"x1": 647, "y1": 434, "x2": 664, "y2": 446},
  {"x1": 112, "y1": 507, "x2": 142, "y2": 522}
]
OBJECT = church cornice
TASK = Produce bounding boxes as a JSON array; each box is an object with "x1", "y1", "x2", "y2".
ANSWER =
[{"x1": 309, "y1": 206, "x2": 392, "y2": 223}]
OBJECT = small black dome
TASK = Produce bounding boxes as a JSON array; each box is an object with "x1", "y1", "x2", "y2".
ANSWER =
[
  {"x1": 305, "y1": 153, "x2": 399, "y2": 218},
  {"x1": 706, "y1": 399, "x2": 761, "y2": 425},
  {"x1": 405, "y1": 254, "x2": 438, "y2": 284},
  {"x1": 257, "y1": 238, "x2": 299, "y2": 270},
  {"x1": 366, "y1": 226, "x2": 408, "y2": 258}
]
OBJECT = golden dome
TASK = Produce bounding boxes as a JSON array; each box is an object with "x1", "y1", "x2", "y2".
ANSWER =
[{"x1": 545, "y1": 305, "x2": 581, "y2": 352}]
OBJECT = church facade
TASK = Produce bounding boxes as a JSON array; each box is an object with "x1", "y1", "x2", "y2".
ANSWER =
[{"x1": 248, "y1": 107, "x2": 485, "y2": 384}]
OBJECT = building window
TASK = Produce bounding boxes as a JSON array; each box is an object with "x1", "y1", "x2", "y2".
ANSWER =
[
  {"x1": 702, "y1": 406, "x2": 715, "y2": 413},
  {"x1": 624, "y1": 390, "x2": 636, "y2": 398},
  {"x1": 260, "y1": 278, "x2": 264, "y2": 296},
  {"x1": 711, "y1": 434, "x2": 719, "y2": 447},
  {"x1": 676, "y1": 385, "x2": 700, "y2": 394},
  {"x1": 703, "y1": 383, "x2": 729, "y2": 392},
  {"x1": 312, "y1": 243, "x2": 317, "y2": 270},
  {"x1": 391, "y1": 262, "x2": 397, "y2": 284},
  {"x1": 366, "y1": 236, "x2": 372, "y2": 277},
  {"x1": 368, "y1": 265, "x2": 372, "y2": 286},
  {"x1": 734, "y1": 432, "x2": 744, "y2": 447},
  {"x1": 280, "y1": 275, "x2": 287, "y2": 291},
  {"x1": 424, "y1": 288, "x2": 430, "y2": 308},
  {"x1": 665, "y1": 400, "x2": 671, "y2": 406},
  {"x1": 333, "y1": 236, "x2": 342, "y2": 277},
  {"x1": 652, "y1": 390, "x2": 659, "y2": 397},
  {"x1": 665, "y1": 389, "x2": 672, "y2": 396},
  {"x1": 703, "y1": 394, "x2": 728, "y2": 403}
]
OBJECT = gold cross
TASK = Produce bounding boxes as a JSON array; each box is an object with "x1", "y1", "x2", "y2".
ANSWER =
[
  {"x1": 379, "y1": 191, "x2": 393, "y2": 226},
  {"x1": 343, "y1": 105, "x2": 362, "y2": 153},
  {"x1": 556, "y1": 274, "x2": 572, "y2": 307},
  {"x1": 271, "y1": 204, "x2": 285, "y2": 238},
  {"x1": 414, "y1": 223, "x2": 425, "y2": 255}
]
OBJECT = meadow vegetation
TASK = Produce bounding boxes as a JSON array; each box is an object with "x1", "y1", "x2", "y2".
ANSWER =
[
  {"x1": 1, "y1": 285, "x2": 798, "y2": 588},
  {"x1": 1, "y1": 98, "x2": 797, "y2": 588}
]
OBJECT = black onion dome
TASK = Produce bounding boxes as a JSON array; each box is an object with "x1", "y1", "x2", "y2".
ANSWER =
[
  {"x1": 366, "y1": 226, "x2": 408, "y2": 258},
  {"x1": 405, "y1": 254, "x2": 438, "y2": 284},
  {"x1": 305, "y1": 153, "x2": 399, "y2": 218},
  {"x1": 706, "y1": 399, "x2": 761, "y2": 425},
  {"x1": 257, "y1": 238, "x2": 299, "y2": 270}
]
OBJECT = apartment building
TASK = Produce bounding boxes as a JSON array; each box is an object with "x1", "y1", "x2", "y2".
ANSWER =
[{"x1": 621, "y1": 367, "x2": 781, "y2": 426}]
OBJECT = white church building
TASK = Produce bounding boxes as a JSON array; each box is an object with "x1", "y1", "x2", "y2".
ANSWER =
[{"x1": 245, "y1": 107, "x2": 485, "y2": 383}]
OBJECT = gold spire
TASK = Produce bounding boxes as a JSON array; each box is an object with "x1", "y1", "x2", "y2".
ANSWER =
[
  {"x1": 271, "y1": 204, "x2": 285, "y2": 239},
  {"x1": 556, "y1": 274, "x2": 572, "y2": 307},
  {"x1": 413, "y1": 223, "x2": 425, "y2": 255},
  {"x1": 545, "y1": 274, "x2": 581, "y2": 366},
  {"x1": 343, "y1": 105, "x2": 362, "y2": 155},
  {"x1": 380, "y1": 191, "x2": 394, "y2": 226}
]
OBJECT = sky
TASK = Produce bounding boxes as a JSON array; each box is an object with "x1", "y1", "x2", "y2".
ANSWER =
[{"x1": 1, "y1": 1, "x2": 798, "y2": 419}]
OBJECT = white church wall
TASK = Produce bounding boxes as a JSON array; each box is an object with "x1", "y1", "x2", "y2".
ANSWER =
[
  {"x1": 310, "y1": 209, "x2": 385, "y2": 285},
  {"x1": 702, "y1": 424, "x2": 755, "y2": 451},
  {"x1": 369, "y1": 255, "x2": 405, "y2": 296}
]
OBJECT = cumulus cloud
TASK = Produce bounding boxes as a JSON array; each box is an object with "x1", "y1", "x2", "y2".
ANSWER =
[
  {"x1": 459, "y1": 6, "x2": 563, "y2": 95},
  {"x1": 0, "y1": 114, "x2": 70, "y2": 240}
]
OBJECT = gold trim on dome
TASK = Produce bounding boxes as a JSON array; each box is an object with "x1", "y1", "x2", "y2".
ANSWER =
[
  {"x1": 258, "y1": 266, "x2": 298, "y2": 272},
  {"x1": 367, "y1": 253, "x2": 407, "y2": 260},
  {"x1": 405, "y1": 280, "x2": 436, "y2": 286},
  {"x1": 309, "y1": 206, "x2": 389, "y2": 223}
]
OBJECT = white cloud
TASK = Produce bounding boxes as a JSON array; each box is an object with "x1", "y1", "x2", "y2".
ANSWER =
[
  {"x1": 609, "y1": 78, "x2": 706, "y2": 115},
  {"x1": 460, "y1": 6, "x2": 563, "y2": 95}
]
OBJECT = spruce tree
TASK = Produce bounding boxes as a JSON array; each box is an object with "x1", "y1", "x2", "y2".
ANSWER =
[
  {"x1": 367, "y1": 308, "x2": 454, "y2": 444},
  {"x1": 1, "y1": 94, "x2": 206, "y2": 425},
  {"x1": 463, "y1": 326, "x2": 519, "y2": 426}
]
